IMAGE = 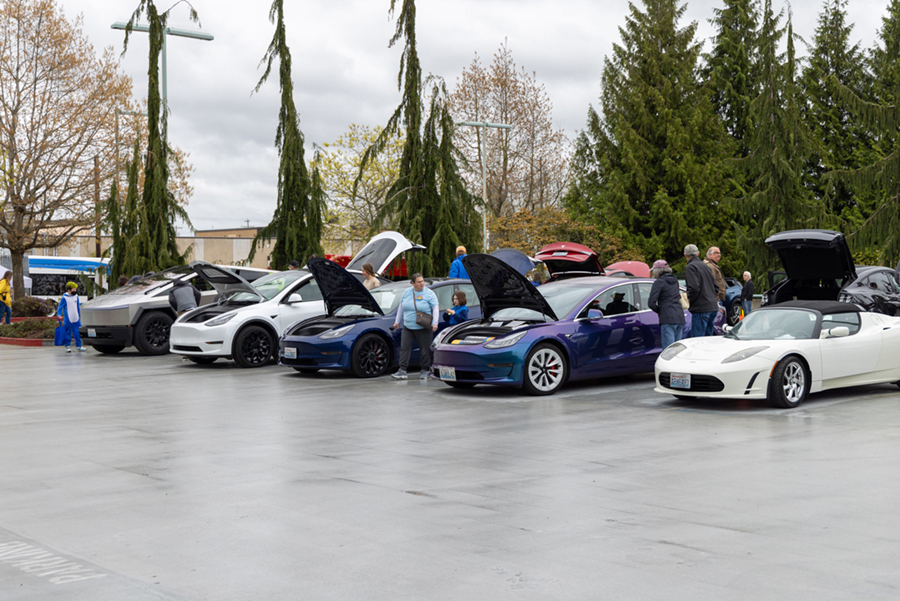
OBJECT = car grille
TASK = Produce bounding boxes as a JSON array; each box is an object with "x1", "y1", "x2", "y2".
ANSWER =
[
  {"x1": 659, "y1": 372, "x2": 725, "y2": 392},
  {"x1": 432, "y1": 368, "x2": 484, "y2": 380},
  {"x1": 172, "y1": 345, "x2": 203, "y2": 352},
  {"x1": 283, "y1": 358, "x2": 318, "y2": 366}
]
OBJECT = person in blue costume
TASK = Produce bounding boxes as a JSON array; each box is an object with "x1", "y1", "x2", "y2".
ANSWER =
[
  {"x1": 448, "y1": 246, "x2": 469, "y2": 279},
  {"x1": 56, "y1": 282, "x2": 86, "y2": 352},
  {"x1": 442, "y1": 290, "x2": 469, "y2": 325}
]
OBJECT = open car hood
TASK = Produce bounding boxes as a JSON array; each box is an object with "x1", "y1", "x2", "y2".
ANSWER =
[
  {"x1": 306, "y1": 257, "x2": 383, "y2": 317},
  {"x1": 190, "y1": 261, "x2": 260, "y2": 300},
  {"x1": 345, "y1": 231, "x2": 425, "y2": 275},
  {"x1": 533, "y1": 242, "x2": 604, "y2": 279},
  {"x1": 462, "y1": 254, "x2": 557, "y2": 321},
  {"x1": 490, "y1": 248, "x2": 536, "y2": 276},
  {"x1": 765, "y1": 230, "x2": 856, "y2": 283}
]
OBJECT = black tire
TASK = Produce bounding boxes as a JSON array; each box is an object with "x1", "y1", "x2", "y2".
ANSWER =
[
  {"x1": 728, "y1": 301, "x2": 743, "y2": 326},
  {"x1": 233, "y1": 325, "x2": 274, "y2": 368},
  {"x1": 292, "y1": 367, "x2": 320, "y2": 374},
  {"x1": 351, "y1": 333, "x2": 391, "y2": 378},
  {"x1": 768, "y1": 356, "x2": 809, "y2": 408},
  {"x1": 187, "y1": 356, "x2": 217, "y2": 365},
  {"x1": 445, "y1": 382, "x2": 476, "y2": 389},
  {"x1": 93, "y1": 345, "x2": 124, "y2": 354},
  {"x1": 521, "y1": 343, "x2": 568, "y2": 396},
  {"x1": 133, "y1": 312, "x2": 174, "y2": 356}
]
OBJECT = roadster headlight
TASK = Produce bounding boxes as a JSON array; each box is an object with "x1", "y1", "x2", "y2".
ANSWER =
[
  {"x1": 205, "y1": 312, "x2": 237, "y2": 327},
  {"x1": 484, "y1": 331, "x2": 527, "y2": 349},
  {"x1": 319, "y1": 324, "x2": 354, "y2": 340},
  {"x1": 721, "y1": 346, "x2": 769, "y2": 364},
  {"x1": 659, "y1": 343, "x2": 687, "y2": 361}
]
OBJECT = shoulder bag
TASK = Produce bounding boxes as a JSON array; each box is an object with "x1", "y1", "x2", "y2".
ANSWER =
[{"x1": 413, "y1": 292, "x2": 432, "y2": 328}]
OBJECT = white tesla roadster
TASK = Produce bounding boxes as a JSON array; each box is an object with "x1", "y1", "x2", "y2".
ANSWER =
[{"x1": 654, "y1": 300, "x2": 900, "y2": 408}]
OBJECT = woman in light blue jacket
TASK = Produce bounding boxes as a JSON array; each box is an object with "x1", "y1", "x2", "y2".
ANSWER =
[{"x1": 391, "y1": 273, "x2": 439, "y2": 380}]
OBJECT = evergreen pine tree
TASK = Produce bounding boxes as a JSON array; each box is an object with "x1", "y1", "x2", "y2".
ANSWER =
[
  {"x1": 826, "y1": 0, "x2": 900, "y2": 264},
  {"x1": 248, "y1": 0, "x2": 324, "y2": 269},
  {"x1": 799, "y1": 0, "x2": 876, "y2": 226},
  {"x1": 703, "y1": 0, "x2": 760, "y2": 157},
  {"x1": 565, "y1": 0, "x2": 735, "y2": 266},
  {"x1": 737, "y1": 2, "x2": 830, "y2": 273},
  {"x1": 123, "y1": 1, "x2": 193, "y2": 273},
  {"x1": 358, "y1": 0, "x2": 481, "y2": 275}
]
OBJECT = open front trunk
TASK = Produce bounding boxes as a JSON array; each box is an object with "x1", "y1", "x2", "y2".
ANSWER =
[
  {"x1": 767, "y1": 279, "x2": 843, "y2": 304},
  {"x1": 286, "y1": 316, "x2": 353, "y2": 338}
]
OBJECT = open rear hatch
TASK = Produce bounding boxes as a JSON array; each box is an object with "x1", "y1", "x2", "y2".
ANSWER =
[
  {"x1": 533, "y1": 242, "x2": 604, "y2": 280},
  {"x1": 765, "y1": 230, "x2": 856, "y2": 283},
  {"x1": 345, "y1": 231, "x2": 426, "y2": 275},
  {"x1": 306, "y1": 257, "x2": 383, "y2": 317}
]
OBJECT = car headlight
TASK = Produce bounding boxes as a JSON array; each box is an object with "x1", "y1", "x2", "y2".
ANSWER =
[
  {"x1": 432, "y1": 327, "x2": 453, "y2": 347},
  {"x1": 483, "y1": 331, "x2": 527, "y2": 349},
  {"x1": 721, "y1": 346, "x2": 769, "y2": 364},
  {"x1": 205, "y1": 312, "x2": 237, "y2": 327},
  {"x1": 659, "y1": 342, "x2": 687, "y2": 361},
  {"x1": 319, "y1": 324, "x2": 354, "y2": 340}
]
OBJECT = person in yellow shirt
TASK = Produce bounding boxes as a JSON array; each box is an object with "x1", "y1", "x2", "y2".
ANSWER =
[{"x1": 0, "y1": 271, "x2": 12, "y2": 324}]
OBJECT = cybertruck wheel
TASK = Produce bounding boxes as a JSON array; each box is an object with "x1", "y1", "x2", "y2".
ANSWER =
[{"x1": 134, "y1": 312, "x2": 173, "y2": 356}]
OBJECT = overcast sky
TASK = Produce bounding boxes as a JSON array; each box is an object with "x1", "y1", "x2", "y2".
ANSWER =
[{"x1": 67, "y1": 0, "x2": 890, "y2": 232}]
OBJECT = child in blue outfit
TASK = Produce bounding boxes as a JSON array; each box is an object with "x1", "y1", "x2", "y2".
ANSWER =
[
  {"x1": 57, "y1": 282, "x2": 86, "y2": 352},
  {"x1": 442, "y1": 290, "x2": 469, "y2": 325}
]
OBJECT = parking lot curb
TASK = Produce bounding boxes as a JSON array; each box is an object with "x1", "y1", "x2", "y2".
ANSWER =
[{"x1": 0, "y1": 337, "x2": 54, "y2": 347}]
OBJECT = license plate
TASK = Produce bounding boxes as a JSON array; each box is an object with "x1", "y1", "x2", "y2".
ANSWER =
[
  {"x1": 439, "y1": 366, "x2": 456, "y2": 381},
  {"x1": 87, "y1": 329, "x2": 96, "y2": 338},
  {"x1": 670, "y1": 373, "x2": 691, "y2": 389},
  {"x1": 284, "y1": 346, "x2": 297, "y2": 359}
]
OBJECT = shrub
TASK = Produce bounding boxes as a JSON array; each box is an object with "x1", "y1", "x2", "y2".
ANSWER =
[
  {"x1": 0, "y1": 318, "x2": 58, "y2": 339},
  {"x1": 12, "y1": 296, "x2": 57, "y2": 318}
]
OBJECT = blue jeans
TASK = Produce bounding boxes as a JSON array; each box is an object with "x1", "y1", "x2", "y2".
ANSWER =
[
  {"x1": 742, "y1": 300, "x2": 752, "y2": 317},
  {"x1": 660, "y1": 323, "x2": 684, "y2": 349},
  {"x1": 690, "y1": 311, "x2": 717, "y2": 337},
  {"x1": 0, "y1": 304, "x2": 11, "y2": 324}
]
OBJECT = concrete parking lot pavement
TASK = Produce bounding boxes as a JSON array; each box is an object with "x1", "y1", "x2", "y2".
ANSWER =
[{"x1": 2, "y1": 345, "x2": 900, "y2": 600}]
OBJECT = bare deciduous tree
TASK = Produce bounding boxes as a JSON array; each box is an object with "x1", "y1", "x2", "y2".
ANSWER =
[
  {"x1": 449, "y1": 41, "x2": 571, "y2": 218},
  {"x1": 0, "y1": 0, "x2": 131, "y2": 298}
]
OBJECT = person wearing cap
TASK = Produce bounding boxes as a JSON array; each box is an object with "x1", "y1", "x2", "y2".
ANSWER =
[
  {"x1": 56, "y1": 282, "x2": 86, "y2": 352},
  {"x1": 604, "y1": 291, "x2": 632, "y2": 315},
  {"x1": 168, "y1": 278, "x2": 202, "y2": 316},
  {"x1": 287, "y1": 260, "x2": 301, "y2": 270},
  {"x1": 648, "y1": 259, "x2": 685, "y2": 349},
  {"x1": 684, "y1": 244, "x2": 719, "y2": 337},
  {"x1": 448, "y1": 246, "x2": 469, "y2": 280}
]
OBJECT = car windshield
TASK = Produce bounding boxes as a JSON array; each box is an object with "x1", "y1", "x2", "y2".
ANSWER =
[
  {"x1": 334, "y1": 284, "x2": 407, "y2": 317},
  {"x1": 490, "y1": 283, "x2": 598, "y2": 322},
  {"x1": 728, "y1": 308, "x2": 818, "y2": 340},
  {"x1": 228, "y1": 270, "x2": 307, "y2": 303},
  {"x1": 107, "y1": 266, "x2": 193, "y2": 296}
]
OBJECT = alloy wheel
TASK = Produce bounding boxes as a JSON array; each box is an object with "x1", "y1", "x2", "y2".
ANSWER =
[
  {"x1": 782, "y1": 361, "x2": 806, "y2": 403},
  {"x1": 527, "y1": 348, "x2": 564, "y2": 393}
]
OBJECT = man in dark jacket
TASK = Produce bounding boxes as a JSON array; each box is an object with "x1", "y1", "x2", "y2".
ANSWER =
[
  {"x1": 648, "y1": 259, "x2": 685, "y2": 349},
  {"x1": 684, "y1": 244, "x2": 719, "y2": 337},
  {"x1": 168, "y1": 278, "x2": 201, "y2": 315},
  {"x1": 741, "y1": 271, "x2": 754, "y2": 317}
]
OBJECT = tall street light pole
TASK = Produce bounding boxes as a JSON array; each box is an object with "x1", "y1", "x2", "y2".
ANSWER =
[
  {"x1": 110, "y1": 21, "x2": 214, "y2": 139},
  {"x1": 456, "y1": 121, "x2": 512, "y2": 252}
]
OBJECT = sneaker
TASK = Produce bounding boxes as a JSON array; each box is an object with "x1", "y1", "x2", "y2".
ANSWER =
[
  {"x1": 419, "y1": 371, "x2": 429, "y2": 379},
  {"x1": 76, "y1": 347, "x2": 87, "y2": 352},
  {"x1": 65, "y1": 347, "x2": 71, "y2": 353},
  {"x1": 391, "y1": 370, "x2": 408, "y2": 380}
]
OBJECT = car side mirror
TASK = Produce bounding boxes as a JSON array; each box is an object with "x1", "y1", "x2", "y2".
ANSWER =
[
  {"x1": 287, "y1": 293, "x2": 303, "y2": 304},
  {"x1": 820, "y1": 326, "x2": 850, "y2": 338},
  {"x1": 587, "y1": 308, "x2": 604, "y2": 320},
  {"x1": 723, "y1": 324, "x2": 733, "y2": 333}
]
